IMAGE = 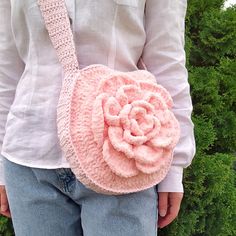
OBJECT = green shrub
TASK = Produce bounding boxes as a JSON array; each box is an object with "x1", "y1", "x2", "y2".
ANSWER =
[
  {"x1": 159, "y1": 0, "x2": 236, "y2": 235},
  {"x1": 0, "y1": 217, "x2": 14, "y2": 236},
  {"x1": 159, "y1": 153, "x2": 236, "y2": 236}
]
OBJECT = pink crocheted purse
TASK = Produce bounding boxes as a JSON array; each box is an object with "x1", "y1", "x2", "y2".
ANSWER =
[{"x1": 38, "y1": 0, "x2": 181, "y2": 195}]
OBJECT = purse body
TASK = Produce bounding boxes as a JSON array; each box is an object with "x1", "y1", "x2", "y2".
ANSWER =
[{"x1": 38, "y1": 0, "x2": 181, "y2": 195}]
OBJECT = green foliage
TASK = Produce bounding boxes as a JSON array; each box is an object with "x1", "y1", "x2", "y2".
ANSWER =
[
  {"x1": 159, "y1": 153, "x2": 236, "y2": 236},
  {"x1": 199, "y1": 7, "x2": 236, "y2": 65},
  {"x1": 191, "y1": 115, "x2": 216, "y2": 153},
  {"x1": 1, "y1": 1, "x2": 235, "y2": 235},
  {"x1": 214, "y1": 58, "x2": 236, "y2": 152},
  {"x1": 159, "y1": 0, "x2": 236, "y2": 235},
  {"x1": 186, "y1": 0, "x2": 236, "y2": 67},
  {"x1": 0, "y1": 217, "x2": 14, "y2": 236},
  {"x1": 189, "y1": 66, "x2": 223, "y2": 118},
  {"x1": 188, "y1": 58, "x2": 236, "y2": 153}
]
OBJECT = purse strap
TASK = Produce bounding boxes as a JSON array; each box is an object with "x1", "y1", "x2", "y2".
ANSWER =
[{"x1": 37, "y1": 0, "x2": 79, "y2": 74}]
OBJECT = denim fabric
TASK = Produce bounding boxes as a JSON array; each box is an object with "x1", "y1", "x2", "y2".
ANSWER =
[{"x1": 3, "y1": 158, "x2": 158, "y2": 236}]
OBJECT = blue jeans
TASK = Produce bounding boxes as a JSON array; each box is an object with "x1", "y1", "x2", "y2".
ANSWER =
[{"x1": 3, "y1": 157, "x2": 158, "y2": 236}]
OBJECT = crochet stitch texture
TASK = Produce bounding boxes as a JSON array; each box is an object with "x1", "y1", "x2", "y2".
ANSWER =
[{"x1": 38, "y1": 0, "x2": 181, "y2": 195}]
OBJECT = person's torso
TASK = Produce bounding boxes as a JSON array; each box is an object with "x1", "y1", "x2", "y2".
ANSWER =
[{"x1": 2, "y1": 0, "x2": 147, "y2": 164}]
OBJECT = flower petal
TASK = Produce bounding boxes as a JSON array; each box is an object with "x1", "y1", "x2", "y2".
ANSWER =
[
  {"x1": 133, "y1": 145, "x2": 163, "y2": 164},
  {"x1": 119, "y1": 104, "x2": 132, "y2": 130},
  {"x1": 103, "y1": 97, "x2": 121, "y2": 126},
  {"x1": 116, "y1": 85, "x2": 143, "y2": 105},
  {"x1": 131, "y1": 100, "x2": 155, "y2": 115},
  {"x1": 139, "y1": 81, "x2": 173, "y2": 109},
  {"x1": 123, "y1": 129, "x2": 147, "y2": 145},
  {"x1": 115, "y1": 88, "x2": 128, "y2": 107},
  {"x1": 164, "y1": 111, "x2": 181, "y2": 148},
  {"x1": 135, "y1": 158, "x2": 165, "y2": 174},
  {"x1": 108, "y1": 126, "x2": 134, "y2": 158},
  {"x1": 103, "y1": 139, "x2": 139, "y2": 178},
  {"x1": 138, "y1": 114, "x2": 153, "y2": 134},
  {"x1": 92, "y1": 93, "x2": 109, "y2": 147},
  {"x1": 145, "y1": 117, "x2": 161, "y2": 140},
  {"x1": 147, "y1": 136, "x2": 173, "y2": 149},
  {"x1": 98, "y1": 73, "x2": 139, "y2": 96},
  {"x1": 129, "y1": 106, "x2": 146, "y2": 120},
  {"x1": 144, "y1": 93, "x2": 167, "y2": 111},
  {"x1": 148, "y1": 112, "x2": 180, "y2": 149},
  {"x1": 155, "y1": 109, "x2": 171, "y2": 125},
  {"x1": 130, "y1": 119, "x2": 144, "y2": 136},
  {"x1": 135, "y1": 149, "x2": 172, "y2": 174}
]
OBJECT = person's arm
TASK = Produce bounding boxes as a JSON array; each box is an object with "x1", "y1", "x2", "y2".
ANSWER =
[
  {"x1": 142, "y1": 0, "x2": 196, "y2": 228},
  {"x1": 142, "y1": 0, "x2": 196, "y2": 193},
  {"x1": 0, "y1": 0, "x2": 25, "y2": 185}
]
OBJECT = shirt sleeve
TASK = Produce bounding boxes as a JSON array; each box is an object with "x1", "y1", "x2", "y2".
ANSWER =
[
  {"x1": 0, "y1": 0, "x2": 25, "y2": 185},
  {"x1": 141, "y1": 0, "x2": 196, "y2": 192}
]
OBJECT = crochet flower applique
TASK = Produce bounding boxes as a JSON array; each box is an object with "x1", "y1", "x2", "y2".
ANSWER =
[{"x1": 91, "y1": 70, "x2": 180, "y2": 178}]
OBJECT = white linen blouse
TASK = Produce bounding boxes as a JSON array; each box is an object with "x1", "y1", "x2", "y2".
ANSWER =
[{"x1": 0, "y1": 0, "x2": 196, "y2": 192}]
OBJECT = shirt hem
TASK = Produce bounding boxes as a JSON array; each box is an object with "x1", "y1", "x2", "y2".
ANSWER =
[{"x1": 1, "y1": 151, "x2": 71, "y2": 169}]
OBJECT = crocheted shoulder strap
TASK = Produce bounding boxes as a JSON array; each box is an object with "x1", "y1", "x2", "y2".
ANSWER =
[{"x1": 37, "y1": 0, "x2": 79, "y2": 73}]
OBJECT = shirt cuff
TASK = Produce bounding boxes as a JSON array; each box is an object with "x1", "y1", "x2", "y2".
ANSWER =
[
  {"x1": 157, "y1": 166, "x2": 184, "y2": 192},
  {"x1": 0, "y1": 155, "x2": 5, "y2": 185}
]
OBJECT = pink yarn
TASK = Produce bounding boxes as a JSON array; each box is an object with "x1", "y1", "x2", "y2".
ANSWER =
[{"x1": 38, "y1": 0, "x2": 181, "y2": 195}]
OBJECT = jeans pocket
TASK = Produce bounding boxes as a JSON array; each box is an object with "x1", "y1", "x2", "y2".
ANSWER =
[{"x1": 55, "y1": 168, "x2": 76, "y2": 193}]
